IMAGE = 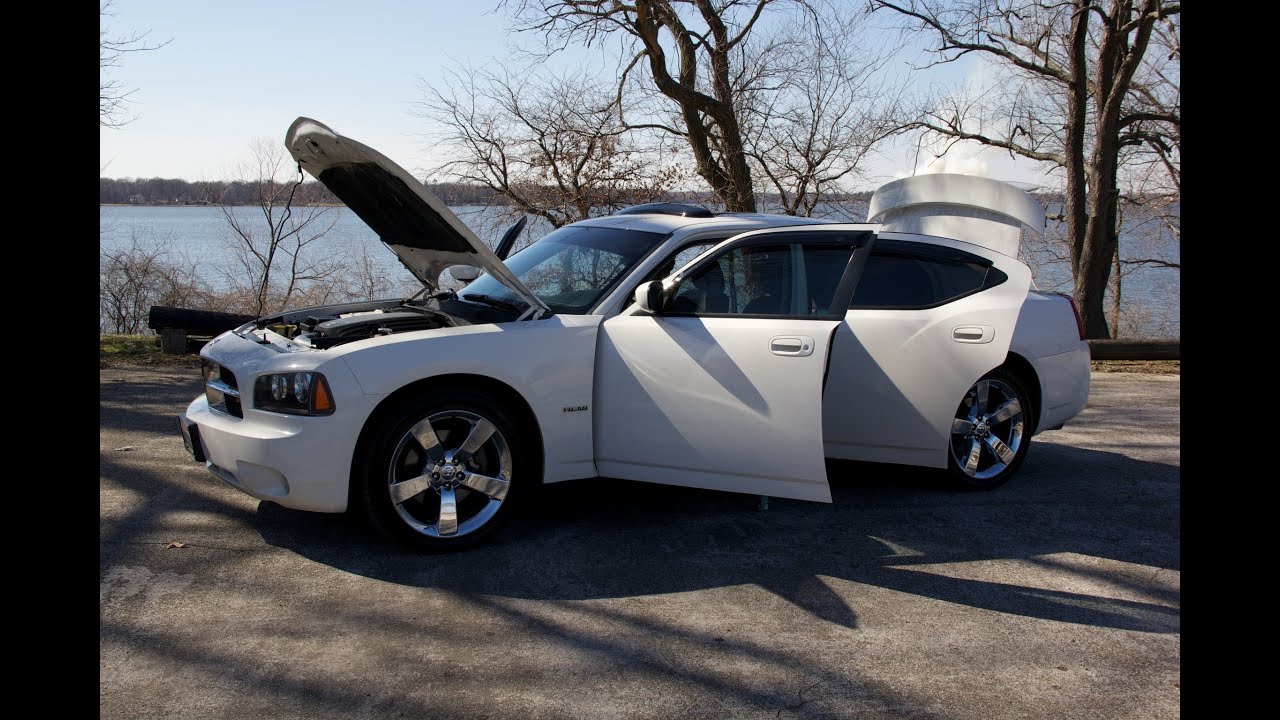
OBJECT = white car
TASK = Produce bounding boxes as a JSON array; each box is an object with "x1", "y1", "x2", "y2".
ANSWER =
[{"x1": 179, "y1": 118, "x2": 1091, "y2": 550}]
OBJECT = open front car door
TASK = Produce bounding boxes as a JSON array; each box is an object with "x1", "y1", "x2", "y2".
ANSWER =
[{"x1": 594, "y1": 228, "x2": 872, "y2": 502}]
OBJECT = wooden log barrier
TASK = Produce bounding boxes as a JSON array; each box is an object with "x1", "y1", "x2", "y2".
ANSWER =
[{"x1": 1087, "y1": 339, "x2": 1179, "y2": 361}]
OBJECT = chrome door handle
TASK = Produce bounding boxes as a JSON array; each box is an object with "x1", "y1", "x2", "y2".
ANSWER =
[
  {"x1": 952, "y1": 325, "x2": 995, "y2": 344},
  {"x1": 770, "y1": 335, "x2": 814, "y2": 356}
]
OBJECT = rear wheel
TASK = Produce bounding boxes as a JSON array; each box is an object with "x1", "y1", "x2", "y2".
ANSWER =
[
  {"x1": 946, "y1": 368, "x2": 1033, "y2": 490},
  {"x1": 355, "y1": 388, "x2": 531, "y2": 551}
]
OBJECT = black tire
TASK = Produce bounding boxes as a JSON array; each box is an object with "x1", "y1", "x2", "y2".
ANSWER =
[
  {"x1": 354, "y1": 387, "x2": 534, "y2": 551},
  {"x1": 946, "y1": 367, "x2": 1034, "y2": 490}
]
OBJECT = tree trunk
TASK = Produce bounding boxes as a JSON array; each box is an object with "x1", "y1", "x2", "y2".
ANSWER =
[
  {"x1": 1064, "y1": 0, "x2": 1093, "y2": 335},
  {"x1": 717, "y1": 127, "x2": 757, "y2": 212},
  {"x1": 1076, "y1": 173, "x2": 1119, "y2": 339},
  {"x1": 1109, "y1": 242, "x2": 1122, "y2": 338},
  {"x1": 633, "y1": 0, "x2": 757, "y2": 213}
]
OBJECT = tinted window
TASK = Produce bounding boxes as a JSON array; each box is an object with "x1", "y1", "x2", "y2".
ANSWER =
[
  {"x1": 671, "y1": 244, "x2": 792, "y2": 315},
  {"x1": 626, "y1": 240, "x2": 723, "y2": 304},
  {"x1": 668, "y1": 242, "x2": 853, "y2": 317},
  {"x1": 669, "y1": 242, "x2": 721, "y2": 272},
  {"x1": 849, "y1": 252, "x2": 996, "y2": 309},
  {"x1": 629, "y1": 240, "x2": 721, "y2": 292},
  {"x1": 801, "y1": 245, "x2": 855, "y2": 315}
]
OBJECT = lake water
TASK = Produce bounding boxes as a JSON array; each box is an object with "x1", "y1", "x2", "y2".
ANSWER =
[
  {"x1": 100, "y1": 204, "x2": 1179, "y2": 337},
  {"x1": 99, "y1": 204, "x2": 534, "y2": 294}
]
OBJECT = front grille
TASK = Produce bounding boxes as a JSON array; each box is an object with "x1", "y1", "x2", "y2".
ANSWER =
[
  {"x1": 224, "y1": 393, "x2": 243, "y2": 418},
  {"x1": 206, "y1": 367, "x2": 243, "y2": 419}
]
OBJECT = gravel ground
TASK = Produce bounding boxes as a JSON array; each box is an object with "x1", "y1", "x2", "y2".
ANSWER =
[{"x1": 101, "y1": 368, "x2": 1179, "y2": 719}]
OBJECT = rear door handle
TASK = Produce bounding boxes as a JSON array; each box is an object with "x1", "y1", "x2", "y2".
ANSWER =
[
  {"x1": 952, "y1": 325, "x2": 995, "y2": 344},
  {"x1": 770, "y1": 335, "x2": 814, "y2": 356}
]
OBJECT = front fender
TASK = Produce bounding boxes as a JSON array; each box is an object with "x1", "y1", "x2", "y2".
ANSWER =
[{"x1": 334, "y1": 316, "x2": 603, "y2": 484}]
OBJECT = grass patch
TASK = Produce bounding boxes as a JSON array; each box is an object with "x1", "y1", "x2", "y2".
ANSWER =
[
  {"x1": 100, "y1": 334, "x2": 201, "y2": 368},
  {"x1": 1091, "y1": 359, "x2": 1179, "y2": 374}
]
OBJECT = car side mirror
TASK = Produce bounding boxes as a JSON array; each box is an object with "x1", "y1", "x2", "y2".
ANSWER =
[
  {"x1": 450, "y1": 265, "x2": 481, "y2": 284},
  {"x1": 634, "y1": 281, "x2": 666, "y2": 314}
]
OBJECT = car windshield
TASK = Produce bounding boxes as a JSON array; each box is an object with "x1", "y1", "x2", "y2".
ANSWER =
[{"x1": 459, "y1": 225, "x2": 667, "y2": 314}]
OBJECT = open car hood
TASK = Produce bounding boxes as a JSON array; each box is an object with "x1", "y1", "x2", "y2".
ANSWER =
[{"x1": 285, "y1": 117, "x2": 548, "y2": 317}]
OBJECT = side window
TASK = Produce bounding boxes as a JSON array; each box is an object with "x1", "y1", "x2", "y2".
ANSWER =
[
  {"x1": 669, "y1": 242, "x2": 720, "y2": 273},
  {"x1": 667, "y1": 242, "x2": 853, "y2": 317},
  {"x1": 624, "y1": 240, "x2": 721, "y2": 308},
  {"x1": 800, "y1": 244, "x2": 856, "y2": 315},
  {"x1": 849, "y1": 252, "x2": 999, "y2": 309},
  {"x1": 670, "y1": 244, "x2": 791, "y2": 315}
]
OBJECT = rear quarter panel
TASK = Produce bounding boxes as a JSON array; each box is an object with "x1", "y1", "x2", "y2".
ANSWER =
[{"x1": 1010, "y1": 292, "x2": 1091, "y2": 432}]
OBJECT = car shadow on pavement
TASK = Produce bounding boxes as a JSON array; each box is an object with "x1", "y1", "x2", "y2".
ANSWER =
[{"x1": 254, "y1": 439, "x2": 1180, "y2": 635}]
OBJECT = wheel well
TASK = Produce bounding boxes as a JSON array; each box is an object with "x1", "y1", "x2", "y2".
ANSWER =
[
  {"x1": 1000, "y1": 352, "x2": 1042, "y2": 434},
  {"x1": 349, "y1": 374, "x2": 545, "y2": 503}
]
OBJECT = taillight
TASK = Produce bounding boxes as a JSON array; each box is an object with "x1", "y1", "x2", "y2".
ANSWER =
[{"x1": 1055, "y1": 292, "x2": 1086, "y2": 341}]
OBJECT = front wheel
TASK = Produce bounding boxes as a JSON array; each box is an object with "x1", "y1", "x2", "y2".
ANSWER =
[
  {"x1": 355, "y1": 389, "x2": 531, "y2": 551},
  {"x1": 946, "y1": 368, "x2": 1033, "y2": 490}
]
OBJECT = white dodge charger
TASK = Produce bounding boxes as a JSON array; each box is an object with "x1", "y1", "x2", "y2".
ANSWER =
[{"x1": 179, "y1": 118, "x2": 1091, "y2": 550}]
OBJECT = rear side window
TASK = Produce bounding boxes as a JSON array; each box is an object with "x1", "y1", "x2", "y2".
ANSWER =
[{"x1": 849, "y1": 251, "x2": 1006, "y2": 309}]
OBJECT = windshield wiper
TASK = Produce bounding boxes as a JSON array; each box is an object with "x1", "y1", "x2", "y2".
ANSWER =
[{"x1": 460, "y1": 293, "x2": 524, "y2": 313}]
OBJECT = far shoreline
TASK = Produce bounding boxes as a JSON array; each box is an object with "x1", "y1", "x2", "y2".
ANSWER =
[{"x1": 101, "y1": 202, "x2": 348, "y2": 208}]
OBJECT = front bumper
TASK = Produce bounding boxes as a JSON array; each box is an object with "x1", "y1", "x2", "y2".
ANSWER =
[
  {"x1": 176, "y1": 331, "x2": 380, "y2": 513},
  {"x1": 180, "y1": 395, "x2": 356, "y2": 512},
  {"x1": 178, "y1": 415, "x2": 206, "y2": 463}
]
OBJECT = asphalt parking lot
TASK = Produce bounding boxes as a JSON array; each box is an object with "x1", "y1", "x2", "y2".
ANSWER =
[{"x1": 100, "y1": 367, "x2": 1179, "y2": 719}]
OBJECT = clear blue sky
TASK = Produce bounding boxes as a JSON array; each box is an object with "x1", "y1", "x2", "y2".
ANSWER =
[{"x1": 99, "y1": 0, "x2": 1052, "y2": 191}]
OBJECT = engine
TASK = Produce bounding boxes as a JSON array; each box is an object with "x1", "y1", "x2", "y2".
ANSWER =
[{"x1": 256, "y1": 299, "x2": 465, "y2": 349}]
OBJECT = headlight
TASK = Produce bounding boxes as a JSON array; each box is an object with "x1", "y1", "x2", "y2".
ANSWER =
[
  {"x1": 292, "y1": 373, "x2": 311, "y2": 404},
  {"x1": 253, "y1": 372, "x2": 335, "y2": 416},
  {"x1": 271, "y1": 375, "x2": 289, "y2": 400}
]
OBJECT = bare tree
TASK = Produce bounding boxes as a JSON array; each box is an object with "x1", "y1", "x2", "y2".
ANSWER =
[
  {"x1": 100, "y1": 1, "x2": 169, "y2": 128},
  {"x1": 200, "y1": 139, "x2": 342, "y2": 317},
  {"x1": 1105, "y1": 193, "x2": 1179, "y2": 337},
  {"x1": 336, "y1": 247, "x2": 422, "y2": 302},
  {"x1": 419, "y1": 66, "x2": 686, "y2": 229},
  {"x1": 503, "y1": 1, "x2": 796, "y2": 211},
  {"x1": 738, "y1": 9, "x2": 905, "y2": 216},
  {"x1": 873, "y1": 0, "x2": 1180, "y2": 338},
  {"x1": 100, "y1": 233, "x2": 213, "y2": 334},
  {"x1": 1104, "y1": 9, "x2": 1178, "y2": 336},
  {"x1": 1025, "y1": 189, "x2": 1177, "y2": 340},
  {"x1": 501, "y1": 1, "x2": 909, "y2": 214}
]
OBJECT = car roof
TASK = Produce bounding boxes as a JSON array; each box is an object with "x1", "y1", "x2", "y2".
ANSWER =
[{"x1": 571, "y1": 211, "x2": 836, "y2": 235}]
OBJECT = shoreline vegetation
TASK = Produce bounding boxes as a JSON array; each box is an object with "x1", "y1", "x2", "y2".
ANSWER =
[
  {"x1": 100, "y1": 178, "x2": 1177, "y2": 210},
  {"x1": 100, "y1": 178, "x2": 785, "y2": 208},
  {"x1": 100, "y1": 202, "x2": 349, "y2": 207}
]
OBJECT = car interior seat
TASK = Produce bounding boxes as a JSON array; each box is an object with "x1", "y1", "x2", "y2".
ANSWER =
[
  {"x1": 675, "y1": 262, "x2": 730, "y2": 313},
  {"x1": 742, "y1": 252, "x2": 787, "y2": 314}
]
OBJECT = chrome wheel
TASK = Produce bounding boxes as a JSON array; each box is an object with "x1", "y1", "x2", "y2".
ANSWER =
[
  {"x1": 949, "y1": 378, "x2": 1026, "y2": 481},
  {"x1": 386, "y1": 410, "x2": 513, "y2": 539}
]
